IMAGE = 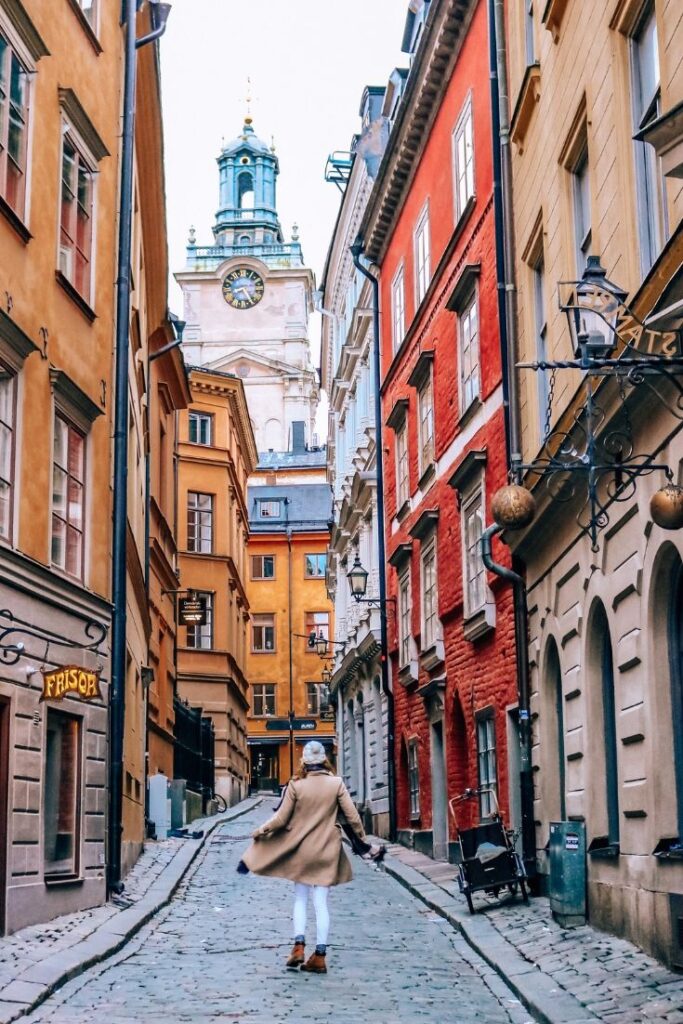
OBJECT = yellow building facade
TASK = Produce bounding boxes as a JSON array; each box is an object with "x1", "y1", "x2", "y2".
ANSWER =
[
  {"x1": 177, "y1": 368, "x2": 257, "y2": 806},
  {"x1": 247, "y1": 450, "x2": 335, "y2": 788}
]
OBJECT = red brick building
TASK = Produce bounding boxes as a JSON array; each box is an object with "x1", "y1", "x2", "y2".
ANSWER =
[{"x1": 358, "y1": 0, "x2": 518, "y2": 860}]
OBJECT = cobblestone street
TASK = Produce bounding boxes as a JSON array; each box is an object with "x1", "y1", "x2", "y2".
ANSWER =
[{"x1": 23, "y1": 801, "x2": 532, "y2": 1024}]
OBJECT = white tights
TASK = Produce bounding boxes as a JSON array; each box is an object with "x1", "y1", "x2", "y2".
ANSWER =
[{"x1": 293, "y1": 883, "x2": 330, "y2": 945}]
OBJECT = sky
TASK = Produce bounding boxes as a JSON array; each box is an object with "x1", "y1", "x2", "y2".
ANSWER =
[{"x1": 160, "y1": 0, "x2": 408, "y2": 364}]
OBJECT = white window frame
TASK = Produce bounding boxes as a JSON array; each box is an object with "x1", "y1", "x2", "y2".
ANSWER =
[
  {"x1": 0, "y1": 23, "x2": 34, "y2": 223},
  {"x1": 461, "y1": 481, "x2": 487, "y2": 619},
  {"x1": 396, "y1": 420, "x2": 409, "y2": 509},
  {"x1": 58, "y1": 116, "x2": 98, "y2": 307},
  {"x1": 417, "y1": 371, "x2": 435, "y2": 476},
  {"x1": 252, "y1": 683, "x2": 276, "y2": 718},
  {"x1": 458, "y1": 288, "x2": 480, "y2": 414},
  {"x1": 476, "y1": 712, "x2": 497, "y2": 818},
  {"x1": 251, "y1": 554, "x2": 275, "y2": 580},
  {"x1": 421, "y1": 538, "x2": 438, "y2": 650},
  {"x1": 306, "y1": 682, "x2": 329, "y2": 717},
  {"x1": 408, "y1": 741, "x2": 420, "y2": 819},
  {"x1": 391, "y1": 264, "x2": 406, "y2": 352},
  {"x1": 187, "y1": 491, "x2": 213, "y2": 554},
  {"x1": 452, "y1": 95, "x2": 475, "y2": 221},
  {"x1": 399, "y1": 570, "x2": 412, "y2": 669},
  {"x1": 186, "y1": 591, "x2": 213, "y2": 650},
  {"x1": 304, "y1": 552, "x2": 327, "y2": 578},
  {"x1": 414, "y1": 203, "x2": 431, "y2": 306},
  {"x1": 252, "y1": 613, "x2": 276, "y2": 653},
  {"x1": 259, "y1": 499, "x2": 281, "y2": 519},
  {"x1": 188, "y1": 410, "x2": 212, "y2": 445},
  {"x1": 572, "y1": 144, "x2": 591, "y2": 274}
]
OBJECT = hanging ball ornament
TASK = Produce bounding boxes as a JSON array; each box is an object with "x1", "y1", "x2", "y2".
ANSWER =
[
  {"x1": 491, "y1": 484, "x2": 536, "y2": 530},
  {"x1": 650, "y1": 483, "x2": 683, "y2": 531}
]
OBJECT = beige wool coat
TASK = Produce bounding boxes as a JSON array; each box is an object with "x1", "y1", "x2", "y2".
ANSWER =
[{"x1": 241, "y1": 771, "x2": 367, "y2": 887}]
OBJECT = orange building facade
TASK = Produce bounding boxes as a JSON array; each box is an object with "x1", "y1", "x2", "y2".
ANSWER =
[
  {"x1": 247, "y1": 449, "x2": 335, "y2": 788},
  {"x1": 177, "y1": 367, "x2": 257, "y2": 806}
]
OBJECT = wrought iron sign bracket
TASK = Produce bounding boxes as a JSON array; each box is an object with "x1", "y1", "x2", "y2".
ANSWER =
[{"x1": 0, "y1": 608, "x2": 108, "y2": 666}]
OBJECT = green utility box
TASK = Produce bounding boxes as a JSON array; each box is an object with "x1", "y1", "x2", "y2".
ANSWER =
[{"x1": 548, "y1": 821, "x2": 586, "y2": 927}]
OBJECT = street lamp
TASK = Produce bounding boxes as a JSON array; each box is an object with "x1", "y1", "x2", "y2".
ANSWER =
[
  {"x1": 347, "y1": 553, "x2": 369, "y2": 601},
  {"x1": 561, "y1": 256, "x2": 628, "y2": 361},
  {"x1": 321, "y1": 665, "x2": 332, "y2": 686}
]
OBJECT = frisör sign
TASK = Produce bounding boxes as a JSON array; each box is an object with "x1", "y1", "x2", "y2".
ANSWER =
[
  {"x1": 41, "y1": 665, "x2": 103, "y2": 702},
  {"x1": 179, "y1": 596, "x2": 207, "y2": 626}
]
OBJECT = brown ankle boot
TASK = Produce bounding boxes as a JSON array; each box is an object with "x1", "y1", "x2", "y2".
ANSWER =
[
  {"x1": 300, "y1": 951, "x2": 327, "y2": 974},
  {"x1": 286, "y1": 942, "x2": 305, "y2": 968}
]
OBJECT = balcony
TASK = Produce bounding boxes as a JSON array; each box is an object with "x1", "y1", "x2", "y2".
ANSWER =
[{"x1": 185, "y1": 241, "x2": 304, "y2": 270}]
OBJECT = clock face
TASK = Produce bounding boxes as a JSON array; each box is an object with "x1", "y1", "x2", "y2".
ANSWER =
[{"x1": 222, "y1": 267, "x2": 265, "y2": 309}]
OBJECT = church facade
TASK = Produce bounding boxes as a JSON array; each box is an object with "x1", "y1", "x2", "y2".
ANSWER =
[{"x1": 175, "y1": 118, "x2": 319, "y2": 454}]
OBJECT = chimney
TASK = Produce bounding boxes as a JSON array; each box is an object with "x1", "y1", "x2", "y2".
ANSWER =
[{"x1": 291, "y1": 421, "x2": 306, "y2": 453}]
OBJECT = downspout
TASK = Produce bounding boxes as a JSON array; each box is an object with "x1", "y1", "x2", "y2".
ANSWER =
[
  {"x1": 481, "y1": 524, "x2": 535, "y2": 877},
  {"x1": 487, "y1": 0, "x2": 535, "y2": 880},
  {"x1": 350, "y1": 239, "x2": 396, "y2": 843},
  {"x1": 109, "y1": 0, "x2": 170, "y2": 894}
]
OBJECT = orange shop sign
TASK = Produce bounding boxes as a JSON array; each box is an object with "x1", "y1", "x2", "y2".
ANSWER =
[{"x1": 41, "y1": 665, "x2": 103, "y2": 702}]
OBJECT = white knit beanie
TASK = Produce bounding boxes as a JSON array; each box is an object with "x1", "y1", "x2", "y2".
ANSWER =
[{"x1": 302, "y1": 740, "x2": 327, "y2": 766}]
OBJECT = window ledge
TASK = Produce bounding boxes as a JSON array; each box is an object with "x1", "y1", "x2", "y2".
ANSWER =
[
  {"x1": 420, "y1": 640, "x2": 445, "y2": 672},
  {"x1": 653, "y1": 838, "x2": 683, "y2": 859},
  {"x1": 396, "y1": 498, "x2": 411, "y2": 523},
  {"x1": 0, "y1": 195, "x2": 31, "y2": 244},
  {"x1": 418, "y1": 462, "x2": 436, "y2": 491},
  {"x1": 398, "y1": 662, "x2": 419, "y2": 689},
  {"x1": 65, "y1": 0, "x2": 103, "y2": 53},
  {"x1": 587, "y1": 840, "x2": 620, "y2": 860},
  {"x1": 463, "y1": 604, "x2": 496, "y2": 643},
  {"x1": 459, "y1": 395, "x2": 483, "y2": 429},
  {"x1": 44, "y1": 873, "x2": 84, "y2": 887},
  {"x1": 55, "y1": 271, "x2": 96, "y2": 323},
  {"x1": 542, "y1": 0, "x2": 569, "y2": 41},
  {"x1": 511, "y1": 63, "x2": 541, "y2": 153}
]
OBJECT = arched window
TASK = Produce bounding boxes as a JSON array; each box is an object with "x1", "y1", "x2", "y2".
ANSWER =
[
  {"x1": 591, "y1": 602, "x2": 620, "y2": 847},
  {"x1": 669, "y1": 562, "x2": 683, "y2": 836},
  {"x1": 237, "y1": 171, "x2": 254, "y2": 214},
  {"x1": 545, "y1": 638, "x2": 566, "y2": 820}
]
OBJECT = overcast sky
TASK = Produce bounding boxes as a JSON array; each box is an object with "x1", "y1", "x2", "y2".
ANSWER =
[{"x1": 160, "y1": 0, "x2": 407, "y2": 330}]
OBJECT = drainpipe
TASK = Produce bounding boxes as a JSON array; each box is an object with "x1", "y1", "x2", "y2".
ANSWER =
[
  {"x1": 109, "y1": 0, "x2": 170, "y2": 895},
  {"x1": 285, "y1": 498, "x2": 295, "y2": 779},
  {"x1": 350, "y1": 238, "x2": 396, "y2": 843},
  {"x1": 481, "y1": 524, "x2": 535, "y2": 878}
]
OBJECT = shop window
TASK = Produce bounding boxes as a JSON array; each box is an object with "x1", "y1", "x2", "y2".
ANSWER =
[
  {"x1": 252, "y1": 613, "x2": 275, "y2": 652},
  {"x1": 186, "y1": 591, "x2": 213, "y2": 649},
  {"x1": 251, "y1": 683, "x2": 276, "y2": 717},
  {"x1": 188, "y1": 411, "x2": 212, "y2": 445},
  {"x1": 476, "y1": 710, "x2": 497, "y2": 818},
  {"x1": 305, "y1": 553, "x2": 327, "y2": 578},
  {"x1": 0, "y1": 32, "x2": 30, "y2": 219},
  {"x1": 51, "y1": 414, "x2": 85, "y2": 580},
  {"x1": 251, "y1": 554, "x2": 275, "y2": 579},
  {"x1": 44, "y1": 711, "x2": 81, "y2": 878},
  {"x1": 408, "y1": 742, "x2": 420, "y2": 819},
  {"x1": 0, "y1": 362, "x2": 16, "y2": 538}
]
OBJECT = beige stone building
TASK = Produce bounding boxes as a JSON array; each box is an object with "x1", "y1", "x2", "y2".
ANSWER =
[
  {"x1": 177, "y1": 368, "x2": 257, "y2": 806},
  {"x1": 504, "y1": 0, "x2": 683, "y2": 964}
]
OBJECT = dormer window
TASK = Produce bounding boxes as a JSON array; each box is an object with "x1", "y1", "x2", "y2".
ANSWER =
[{"x1": 259, "y1": 499, "x2": 281, "y2": 519}]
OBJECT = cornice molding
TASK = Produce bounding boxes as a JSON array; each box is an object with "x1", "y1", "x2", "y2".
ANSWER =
[
  {"x1": 58, "y1": 88, "x2": 109, "y2": 162},
  {"x1": 1, "y1": 0, "x2": 49, "y2": 61},
  {"x1": 360, "y1": 0, "x2": 477, "y2": 263}
]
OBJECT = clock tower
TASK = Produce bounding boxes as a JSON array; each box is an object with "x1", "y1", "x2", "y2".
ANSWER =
[{"x1": 176, "y1": 117, "x2": 319, "y2": 453}]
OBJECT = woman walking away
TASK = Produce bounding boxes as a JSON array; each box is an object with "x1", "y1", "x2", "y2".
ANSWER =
[{"x1": 240, "y1": 740, "x2": 380, "y2": 974}]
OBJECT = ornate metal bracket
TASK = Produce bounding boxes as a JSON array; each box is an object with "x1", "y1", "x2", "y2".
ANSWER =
[{"x1": 0, "y1": 608, "x2": 108, "y2": 667}]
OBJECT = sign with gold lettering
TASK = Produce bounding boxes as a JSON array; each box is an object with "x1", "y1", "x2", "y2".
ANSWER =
[{"x1": 41, "y1": 665, "x2": 103, "y2": 702}]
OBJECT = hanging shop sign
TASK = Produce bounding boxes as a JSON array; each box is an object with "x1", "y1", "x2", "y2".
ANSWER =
[
  {"x1": 178, "y1": 595, "x2": 207, "y2": 626},
  {"x1": 41, "y1": 665, "x2": 103, "y2": 702}
]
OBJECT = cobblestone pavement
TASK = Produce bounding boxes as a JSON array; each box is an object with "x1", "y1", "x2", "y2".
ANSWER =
[
  {"x1": 387, "y1": 845, "x2": 683, "y2": 1024},
  {"x1": 24, "y1": 801, "x2": 534, "y2": 1024}
]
